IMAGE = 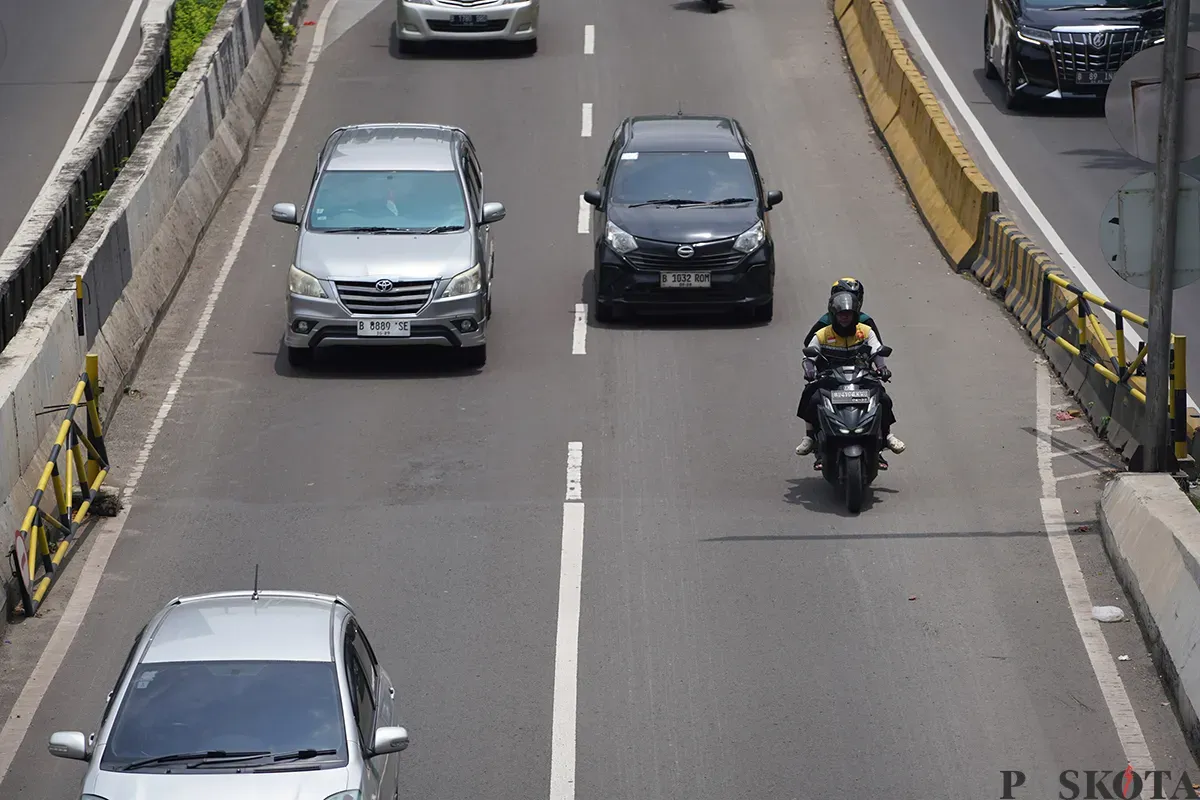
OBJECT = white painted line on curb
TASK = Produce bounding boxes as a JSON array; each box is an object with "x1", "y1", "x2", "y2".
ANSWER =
[
  {"x1": 584, "y1": 24, "x2": 594, "y2": 55},
  {"x1": 888, "y1": 0, "x2": 1197, "y2": 414},
  {"x1": 0, "y1": 0, "x2": 344, "y2": 786},
  {"x1": 581, "y1": 103, "x2": 593, "y2": 138},
  {"x1": 578, "y1": 195, "x2": 589, "y2": 234},
  {"x1": 1035, "y1": 364, "x2": 1154, "y2": 771},
  {"x1": 551, "y1": 442, "x2": 584, "y2": 800},
  {"x1": 572, "y1": 304, "x2": 587, "y2": 355}
]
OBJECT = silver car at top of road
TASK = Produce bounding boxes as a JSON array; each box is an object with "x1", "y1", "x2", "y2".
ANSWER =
[
  {"x1": 394, "y1": 0, "x2": 540, "y2": 56},
  {"x1": 48, "y1": 589, "x2": 410, "y2": 800}
]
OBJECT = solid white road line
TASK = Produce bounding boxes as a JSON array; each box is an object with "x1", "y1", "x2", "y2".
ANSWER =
[
  {"x1": 551, "y1": 443, "x2": 585, "y2": 800},
  {"x1": 581, "y1": 103, "x2": 593, "y2": 138},
  {"x1": 888, "y1": 0, "x2": 1197, "y2": 415},
  {"x1": 0, "y1": 0, "x2": 344, "y2": 786},
  {"x1": 578, "y1": 195, "x2": 589, "y2": 234},
  {"x1": 1035, "y1": 364, "x2": 1154, "y2": 771},
  {"x1": 8, "y1": 0, "x2": 146, "y2": 247},
  {"x1": 583, "y1": 24, "x2": 595, "y2": 55},
  {"x1": 572, "y1": 304, "x2": 587, "y2": 355}
]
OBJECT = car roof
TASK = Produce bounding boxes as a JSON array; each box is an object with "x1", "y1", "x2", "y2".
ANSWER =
[
  {"x1": 622, "y1": 115, "x2": 745, "y2": 153},
  {"x1": 324, "y1": 124, "x2": 461, "y2": 172},
  {"x1": 140, "y1": 590, "x2": 346, "y2": 664}
]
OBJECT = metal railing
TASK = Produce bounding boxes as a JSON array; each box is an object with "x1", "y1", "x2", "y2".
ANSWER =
[{"x1": 1038, "y1": 271, "x2": 1189, "y2": 463}]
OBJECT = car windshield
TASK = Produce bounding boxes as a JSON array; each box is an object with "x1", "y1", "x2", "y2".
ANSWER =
[
  {"x1": 609, "y1": 151, "x2": 759, "y2": 206},
  {"x1": 100, "y1": 660, "x2": 347, "y2": 771},
  {"x1": 1024, "y1": 0, "x2": 1159, "y2": 8},
  {"x1": 308, "y1": 169, "x2": 468, "y2": 232}
]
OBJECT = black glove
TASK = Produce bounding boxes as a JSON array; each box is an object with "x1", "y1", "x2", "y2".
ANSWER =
[
  {"x1": 877, "y1": 365, "x2": 892, "y2": 381},
  {"x1": 803, "y1": 360, "x2": 817, "y2": 381}
]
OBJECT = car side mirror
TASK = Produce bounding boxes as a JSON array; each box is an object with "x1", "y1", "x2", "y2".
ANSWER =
[
  {"x1": 271, "y1": 202, "x2": 299, "y2": 225},
  {"x1": 803, "y1": 346, "x2": 821, "y2": 358},
  {"x1": 370, "y1": 726, "x2": 409, "y2": 757},
  {"x1": 481, "y1": 202, "x2": 506, "y2": 224},
  {"x1": 582, "y1": 189, "x2": 602, "y2": 207},
  {"x1": 766, "y1": 190, "x2": 783, "y2": 209},
  {"x1": 48, "y1": 731, "x2": 90, "y2": 761},
  {"x1": 877, "y1": 345, "x2": 893, "y2": 358}
]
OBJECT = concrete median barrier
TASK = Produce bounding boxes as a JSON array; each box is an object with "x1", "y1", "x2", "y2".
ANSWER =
[
  {"x1": 0, "y1": 0, "x2": 284, "y2": 623},
  {"x1": 1100, "y1": 474, "x2": 1200, "y2": 756},
  {"x1": 833, "y1": 0, "x2": 998, "y2": 270}
]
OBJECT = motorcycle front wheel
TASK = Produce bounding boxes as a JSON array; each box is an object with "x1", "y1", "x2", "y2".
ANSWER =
[{"x1": 844, "y1": 455, "x2": 864, "y2": 514}]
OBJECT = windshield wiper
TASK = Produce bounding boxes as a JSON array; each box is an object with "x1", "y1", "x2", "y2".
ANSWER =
[
  {"x1": 320, "y1": 226, "x2": 406, "y2": 234},
  {"x1": 122, "y1": 750, "x2": 270, "y2": 771},
  {"x1": 265, "y1": 748, "x2": 339, "y2": 763},
  {"x1": 420, "y1": 225, "x2": 465, "y2": 234},
  {"x1": 698, "y1": 197, "x2": 757, "y2": 206},
  {"x1": 626, "y1": 198, "x2": 707, "y2": 208}
]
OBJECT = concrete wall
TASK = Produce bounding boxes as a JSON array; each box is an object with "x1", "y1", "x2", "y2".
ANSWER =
[{"x1": 0, "y1": 0, "x2": 285, "y2": 620}]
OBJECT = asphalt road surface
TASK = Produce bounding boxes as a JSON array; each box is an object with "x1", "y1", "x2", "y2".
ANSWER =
[
  {"x1": 0, "y1": 0, "x2": 147, "y2": 252},
  {"x1": 891, "y1": 0, "x2": 1200, "y2": 393},
  {"x1": 0, "y1": 0, "x2": 1197, "y2": 798}
]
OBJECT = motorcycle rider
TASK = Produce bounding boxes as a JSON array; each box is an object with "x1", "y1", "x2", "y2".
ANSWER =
[
  {"x1": 795, "y1": 289, "x2": 905, "y2": 463},
  {"x1": 803, "y1": 277, "x2": 882, "y2": 345}
]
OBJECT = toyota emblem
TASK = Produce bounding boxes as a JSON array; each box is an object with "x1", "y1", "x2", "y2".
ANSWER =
[
  {"x1": 1089, "y1": 32, "x2": 1107, "y2": 48},
  {"x1": 676, "y1": 245, "x2": 695, "y2": 258},
  {"x1": 375, "y1": 279, "x2": 394, "y2": 293}
]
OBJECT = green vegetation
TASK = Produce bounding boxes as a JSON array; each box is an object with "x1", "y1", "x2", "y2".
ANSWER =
[
  {"x1": 86, "y1": 190, "x2": 109, "y2": 218},
  {"x1": 264, "y1": 0, "x2": 297, "y2": 47},
  {"x1": 166, "y1": 0, "x2": 226, "y2": 94}
]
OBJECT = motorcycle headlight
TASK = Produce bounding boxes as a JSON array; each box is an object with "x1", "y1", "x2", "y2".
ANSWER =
[
  {"x1": 288, "y1": 264, "x2": 327, "y2": 298},
  {"x1": 443, "y1": 263, "x2": 482, "y2": 299},
  {"x1": 732, "y1": 220, "x2": 765, "y2": 254},
  {"x1": 1016, "y1": 25, "x2": 1053, "y2": 46},
  {"x1": 604, "y1": 221, "x2": 637, "y2": 255}
]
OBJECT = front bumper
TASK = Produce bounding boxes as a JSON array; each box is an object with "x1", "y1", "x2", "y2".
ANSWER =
[
  {"x1": 593, "y1": 242, "x2": 775, "y2": 312},
  {"x1": 1011, "y1": 29, "x2": 1158, "y2": 100},
  {"x1": 285, "y1": 289, "x2": 487, "y2": 351},
  {"x1": 396, "y1": 0, "x2": 538, "y2": 42}
]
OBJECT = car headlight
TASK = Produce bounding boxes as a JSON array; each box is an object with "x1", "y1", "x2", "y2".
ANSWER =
[
  {"x1": 404, "y1": 0, "x2": 433, "y2": 5},
  {"x1": 289, "y1": 264, "x2": 327, "y2": 298},
  {"x1": 733, "y1": 220, "x2": 765, "y2": 254},
  {"x1": 1016, "y1": 25, "x2": 1053, "y2": 46},
  {"x1": 323, "y1": 793, "x2": 362, "y2": 800},
  {"x1": 82, "y1": 796, "x2": 110, "y2": 800},
  {"x1": 604, "y1": 221, "x2": 637, "y2": 255},
  {"x1": 1148, "y1": 29, "x2": 1165, "y2": 45},
  {"x1": 443, "y1": 264, "x2": 482, "y2": 299}
]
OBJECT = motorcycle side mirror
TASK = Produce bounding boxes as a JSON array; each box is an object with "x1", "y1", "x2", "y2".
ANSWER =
[
  {"x1": 803, "y1": 346, "x2": 820, "y2": 358},
  {"x1": 877, "y1": 345, "x2": 893, "y2": 358}
]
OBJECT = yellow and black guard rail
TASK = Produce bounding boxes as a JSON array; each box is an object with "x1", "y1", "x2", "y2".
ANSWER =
[
  {"x1": 1038, "y1": 271, "x2": 1191, "y2": 463},
  {"x1": 9, "y1": 353, "x2": 110, "y2": 617}
]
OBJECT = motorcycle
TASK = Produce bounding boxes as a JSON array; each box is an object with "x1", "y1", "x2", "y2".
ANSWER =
[{"x1": 801, "y1": 342, "x2": 894, "y2": 514}]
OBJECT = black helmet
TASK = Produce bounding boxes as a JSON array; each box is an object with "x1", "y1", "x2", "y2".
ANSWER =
[
  {"x1": 828, "y1": 291, "x2": 858, "y2": 337},
  {"x1": 831, "y1": 277, "x2": 864, "y2": 306}
]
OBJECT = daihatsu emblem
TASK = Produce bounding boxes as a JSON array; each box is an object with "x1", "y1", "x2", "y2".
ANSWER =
[
  {"x1": 1090, "y1": 32, "x2": 1107, "y2": 48},
  {"x1": 375, "y1": 279, "x2": 394, "y2": 292},
  {"x1": 676, "y1": 245, "x2": 695, "y2": 258}
]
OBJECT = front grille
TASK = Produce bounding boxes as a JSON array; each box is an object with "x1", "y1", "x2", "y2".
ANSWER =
[
  {"x1": 1052, "y1": 29, "x2": 1149, "y2": 81},
  {"x1": 623, "y1": 248, "x2": 745, "y2": 271},
  {"x1": 437, "y1": 0, "x2": 501, "y2": 6},
  {"x1": 334, "y1": 280, "x2": 436, "y2": 315},
  {"x1": 427, "y1": 19, "x2": 509, "y2": 32}
]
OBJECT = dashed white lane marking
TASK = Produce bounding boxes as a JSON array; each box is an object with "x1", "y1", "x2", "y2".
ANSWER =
[
  {"x1": 572, "y1": 304, "x2": 587, "y2": 355},
  {"x1": 583, "y1": 24, "x2": 594, "y2": 55},
  {"x1": 551, "y1": 442, "x2": 585, "y2": 800},
  {"x1": 1035, "y1": 363, "x2": 1154, "y2": 771},
  {"x1": 0, "y1": 0, "x2": 345, "y2": 786},
  {"x1": 577, "y1": 195, "x2": 589, "y2": 234},
  {"x1": 581, "y1": 103, "x2": 593, "y2": 138}
]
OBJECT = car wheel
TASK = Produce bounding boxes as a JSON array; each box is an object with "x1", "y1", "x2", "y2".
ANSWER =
[
  {"x1": 521, "y1": 38, "x2": 538, "y2": 56},
  {"x1": 462, "y1": 344, "x2": 487, "y2": 368},
  {"x1": 1003, "y1": 46, "x2": 1023, "y2": 110},
  {"x1": 753, "y1": 298, "x2": 774, "y2": 324},
  {"x1": 595, "y1": 301, "x2": 614, "y2": 324},
  {"x1": 984, "y1": 17, "x2": 998, "y2": 80},
  {"x1": 287, "y1": 346, "x2": 311, "y2": 368}
]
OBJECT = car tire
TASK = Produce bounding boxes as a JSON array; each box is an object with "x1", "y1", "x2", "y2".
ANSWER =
[
  {"x1": 1003, "y1": 46, "x2": 1023, "y2": 110},
  {"x1": 287, "y1": 346, "x2": 311, "y2": 368},
  {"x1": 595, "y1": 301, "x2": 614, "y2": 324},
  {"x1": 753, "y1": 298, "x2": 774, "y2": 324},
  {"x1": 984, "y1": 17, "x2": 998, "y2": 80},
  {"x1": 462, "y1": 344, "x2": 487, "y2": 368}
]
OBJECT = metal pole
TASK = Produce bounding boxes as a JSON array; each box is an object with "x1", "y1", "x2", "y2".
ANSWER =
[{"x1": 1144, "y1": 0, "x2": 1190, "y2": 472}]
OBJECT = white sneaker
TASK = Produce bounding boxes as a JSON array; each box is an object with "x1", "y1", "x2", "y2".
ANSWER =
[
  {"x1": 886, "y1": 433, "x2": 906, "y2": 453},
  {"x1": 795, "y1": 436, "x2": 815, "y2": 456}
]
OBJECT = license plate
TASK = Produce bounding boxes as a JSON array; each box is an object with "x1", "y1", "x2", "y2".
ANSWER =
[
  {"x1": 830, "y1": 390, "x2": 871, "y2": 404},
  {"x1": 451, "y1": 13, "x2": 488, "y2": 25},
  {"x1": 1075, "y1": 70, "x2": 1115, "y2": 85},
  {"x1": 357, "y1": 319, "x2": 411, "y2": 337},
  {"x1": 660, "y1": 271, "x2": 711, "y2": 289}
]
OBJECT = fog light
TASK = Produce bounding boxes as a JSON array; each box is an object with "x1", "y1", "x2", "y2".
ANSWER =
[
  {"x1": 292, "y1": 319, "x2": 314, "y2": 333},
  {"x1": 456, "y1": 319, "x2": 478, "y2": 333}
]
